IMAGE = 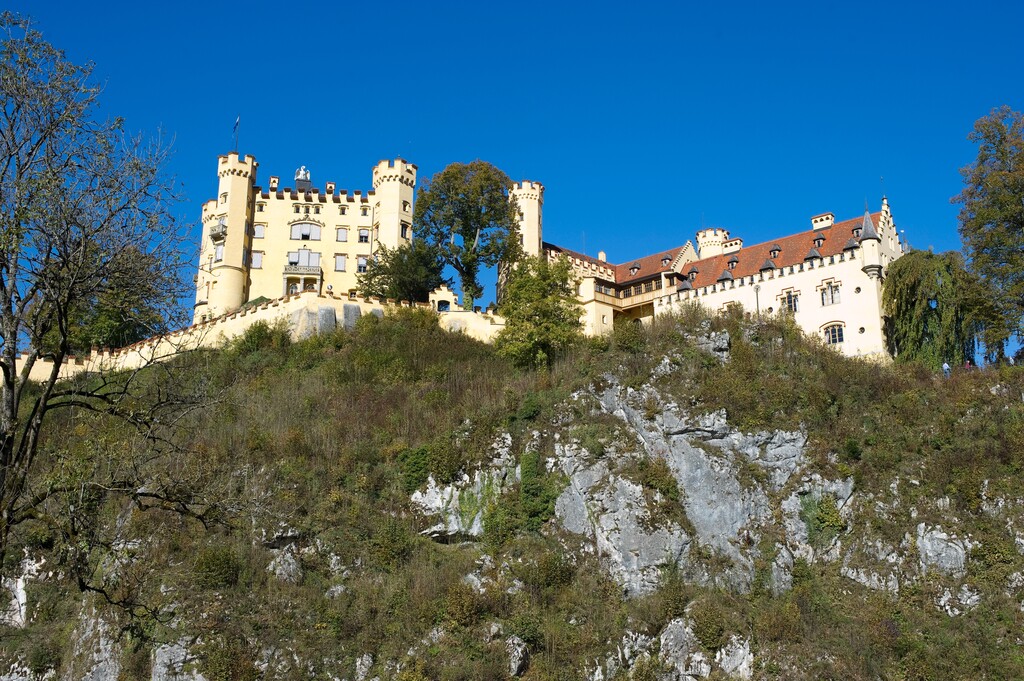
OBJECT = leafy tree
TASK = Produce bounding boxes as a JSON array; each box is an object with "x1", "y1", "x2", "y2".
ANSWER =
[
  {"x1": 0, "y1": 15, "x2": 203, "y2": 576},
  {"x1": 413, "y1": 161, "x2": 520, "y2": 308},
  {"x1": 356, "y1": 240, "x2": 450, "y2": 303},
  {"x1": 495, "y1": 255, "x2": 582, "y2": 368},
  {"x1": 882, "y1": 250, "x2": 997, "y2": 367},
  {"x1": 953, "y1": 105, "x2": 1024, "y2": 357}
]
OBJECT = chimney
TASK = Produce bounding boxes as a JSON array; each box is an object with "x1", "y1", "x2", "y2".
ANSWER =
[
  {"x1": 598, "y1": 250, "x2": 607, "y2": 262},
  {"x1": 811, "y1": 212, "x2": 834, "y2": 230}
]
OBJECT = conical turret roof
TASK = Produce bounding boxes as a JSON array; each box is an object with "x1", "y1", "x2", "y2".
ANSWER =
[{"x1": 858, "y1": 210, "x2": 880, "y2": 242}]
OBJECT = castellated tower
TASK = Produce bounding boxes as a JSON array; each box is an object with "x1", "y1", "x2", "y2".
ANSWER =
[
  {"x1": 195, "y1": 153, "x2": 257, "y2": 322},
  {"x1": 695, "y1": 227, "x2": 729, "y2": 259},
  {"x1": 510, "y1": 181, "x2": 544, "y2": 257},
  {"x1": 371, "y1": 159, "x2": 417, "y2": 248}
]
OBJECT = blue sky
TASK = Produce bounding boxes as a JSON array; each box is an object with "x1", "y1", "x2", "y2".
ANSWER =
[{"x1": 15, "y1": 0, "x2": 1024, "y2": 307}]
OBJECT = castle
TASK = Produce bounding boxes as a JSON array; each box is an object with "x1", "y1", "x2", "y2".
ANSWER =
[
  {"x1": 194, "y1": 153, "x2": 418, "y2": 323},
  {"x1": 194, "y1": 153, "x2": 904, "y2": 358}
]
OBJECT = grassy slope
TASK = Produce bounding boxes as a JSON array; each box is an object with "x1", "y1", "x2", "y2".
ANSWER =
[{"x1": 4, "y1": 307, "x2": 1024, "y2": 681}]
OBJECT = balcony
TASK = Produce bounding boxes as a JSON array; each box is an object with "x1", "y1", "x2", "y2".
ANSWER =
[
  {"x1": 283, "y1": 264, "x2": 321, "y2": 276},
  {"x1": 209, "y1": 222, "x2": 227, "y2": 241}
]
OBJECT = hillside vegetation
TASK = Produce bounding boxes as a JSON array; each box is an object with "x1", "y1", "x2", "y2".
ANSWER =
[{"x1": 3, "y1": 307, "x2": 1024, "y2": 681}]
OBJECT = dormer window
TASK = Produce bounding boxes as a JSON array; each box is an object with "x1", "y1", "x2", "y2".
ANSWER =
[
  {"x1": 852, "y1": 227, "x2": 862, "y2": 238},
  {"x1": 813, "y1": 236, "x2": 825, "y2": 248},
  {"x1": 629, "y1": 263, "x2": 640, "y2": 276},
  {"x1": 770, "y1": 248, "x2": 781, "y2": 259},
  {"x1": 661, "y1": 256, "x2": 671, "y2": 267},
  {"x1": 727, "y1": 255, "x2": 739, "y2": 270}
]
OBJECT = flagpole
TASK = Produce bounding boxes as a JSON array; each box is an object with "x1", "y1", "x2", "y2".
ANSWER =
[{"x1": 233, "y1": 115, "x2": 240, "y2": 153}]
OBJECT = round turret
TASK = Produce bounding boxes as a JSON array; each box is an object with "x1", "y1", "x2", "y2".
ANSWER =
[
  {"x1": 510, "y1": 181, "x2": 545, "y2": 257},
  {"x1": 695, "y1": 227, "x2": 729, "y2": 258}
]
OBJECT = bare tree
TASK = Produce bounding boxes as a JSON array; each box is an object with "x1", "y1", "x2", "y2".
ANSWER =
[{"x1": 0, "y1": 13, "x2": 196, "y2": 571}]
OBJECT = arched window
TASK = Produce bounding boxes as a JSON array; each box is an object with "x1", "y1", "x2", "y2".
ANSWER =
[
  {"x1": 823, "y1": 324, "x2": 844, "y2": 344},
  {"x1": 437, "y1": 300, "x2": 450, "y2": 312}
]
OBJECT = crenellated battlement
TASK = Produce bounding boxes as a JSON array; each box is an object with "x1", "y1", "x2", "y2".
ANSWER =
[
  {"x1": 372, "y1": 158, "x2": 417, "y2": 188},
  {"x1": 695, "y1": 227, "x2": 730, "y2": 258},
  {"x1": 511, "y1": 180, "x2": 544, "y2": 202}
]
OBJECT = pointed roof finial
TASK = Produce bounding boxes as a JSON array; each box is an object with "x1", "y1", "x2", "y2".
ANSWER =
[{"x1": 859, "y1": 210, "x2": 881, "y2": 242}]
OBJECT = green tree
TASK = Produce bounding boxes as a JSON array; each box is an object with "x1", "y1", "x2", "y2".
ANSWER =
[
  {"x1": 495, "y1": 255, "x2": 582, "y2": 368},
  {"x1": 953, "y1": 105, "x2": 1024, "y2": 358},
  {"x1": 0, "y1": 14, "x2": 200, "y2": 573},
  {"x1": 882, "y1": 250, "x2": 996, "y2": 368},
  {"x1": 356, "y1": 240, "x2": 449, "y2": 303},
  {"x1": 413, "y1": 161, "x2": 520, "y2": 308}
]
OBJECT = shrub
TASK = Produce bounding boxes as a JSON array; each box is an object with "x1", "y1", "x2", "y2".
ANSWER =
[
  {"x1": 193, "y1": 545, "x2": 241, "y2": 590},
  {"x1": 372, "y1": 517, "x2": 413, "y2": 570},
  {"x1": 611, "y1": 319, "x2": 647, "y2": 354},
  {"x1": 399, "y1": 446, "x2": 431, "y2": 493},
  {"x1": 229, "y1": 319, "x2": 290, "y2": 356},
  {"x1": 800, "y1": 494, "x2": 845, "y2": 547},
  {"x1": 198, "y1": 637, "x2": 259, "y2": 681},
  {"x1": 689, "y1": 598, "x2": 726, "y2": 650},
  {"x1": 519, "y1": 449, "x2": 562, "y2": 531}
]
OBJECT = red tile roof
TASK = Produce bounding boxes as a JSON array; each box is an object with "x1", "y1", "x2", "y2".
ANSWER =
[
  {"x1": 543, "y1": 242, "x2": 689, "y2": 285},
  {"x1": 543, "y1": 242, "x2": 608, "y2": 270},
  {"x1": 683, "y1": 213, "x2": 878, "y2": 290}
]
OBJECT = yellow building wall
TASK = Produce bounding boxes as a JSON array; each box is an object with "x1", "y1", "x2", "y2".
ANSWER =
[{"x1": 195, "y1": 154, "x2": 416, "y2": 324}]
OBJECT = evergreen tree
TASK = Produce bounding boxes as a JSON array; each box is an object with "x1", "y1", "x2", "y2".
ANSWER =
[
  {"x1": 356, "y1": 240, "x2": 450, "y2": 303},
  {"x1": 413, "y1": 161, "x2": 520, "y2": 308},
  {"x1": 495, "y1": 256, "x2": 583, "y2": 368},
  {"x1": 882, "y1": 250, "x2": 997, "y2": 367},
  {"x1": 953, "y1": 105, "x2": 1024, "y2": 357}
]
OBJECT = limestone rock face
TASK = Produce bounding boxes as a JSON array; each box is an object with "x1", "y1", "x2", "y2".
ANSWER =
[
  {"x1": 63, "y1": 609, "x2": 120, "y2": 681},
  {"x1": 151, "y1": 640, "x2": 205, "y2": 681},
  {"x1": 715, "y1": 635, "x2": 753, "y2": 680},
  {"x1": 917, "y1": 524, "x2": 972, "y2": 577},
  {"x1": 554, "y1": 446, "x2": 692, "y2": 595},
  {"x1": 658, "y1": 618, "x2": 711, "y2": 679},
  {"x1": 506, "y1": 635, "x2": 529, "y2": 677},
  {"x1": 410, "y1": 433, "x2": 520, "y2": 538}
]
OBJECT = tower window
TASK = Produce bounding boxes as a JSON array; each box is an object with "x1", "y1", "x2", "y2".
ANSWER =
[
  {"x1": 256, "y1": 203, "x2": 265, "y2": 212},
  {"x1": 358, "y1": 229, "x2": 370, "y2": 243},
  {"x1": 214, "y1": 244, "x2": 224, "y2": 262},
  {"x1": 304, "y1": 206, "x2": 310, "y2": 214},
  {"x1": 824, "y1": 324, "x2": 844, "y2": 344},
  {"x1": 293, "y1": 205, "x2": 300, "y2": 214},
  {"x1": 340, "y1": 206, "x2": 347, "y2": 215},
  {"x1": 314, "y1": 206, "x2": 321, "y2": 214},
  {"x1": 360, "y1": 207, "x2": 369, "y2": 217},
  {"x1": 219, "y1": 193, "x2": 228, "y2": 204},
  {"x1": 401, "y1": 223, "x2": 409, "y2": 239},
  {"x1": 402, "y1": 201, "x2": 411, "y2": 212},
  {"x1": 253, "y1": 223, "x2": 265, "y2": 239},
  {"x1": 821, "y1": 283, "x2": 841, "y2": 306}
]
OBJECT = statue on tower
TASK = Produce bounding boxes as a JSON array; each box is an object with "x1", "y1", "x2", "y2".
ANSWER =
[{"x1": 294, "y1": 165, "x2": 311, "y2": 192}]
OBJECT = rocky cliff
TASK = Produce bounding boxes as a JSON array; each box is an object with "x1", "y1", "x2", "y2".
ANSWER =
[{"x1": 2, "y1": 310, "x2": 1022, "y2": 680}]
